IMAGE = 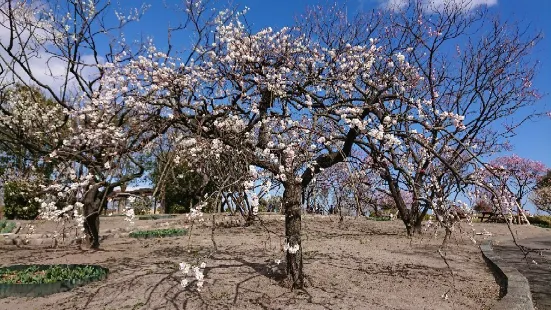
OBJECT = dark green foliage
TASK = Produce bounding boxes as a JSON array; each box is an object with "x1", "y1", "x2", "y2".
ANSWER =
[
  {"x1": 537, "y1": 170, "x2": 551, "y2": 189},
  {"x1": 259, "y1": 196, "x2": 282, "y2": 212},
  {"x1": 3, "y1": 181, "x2": 39, "y2": 220},
  {"x1": 0, "y1": 265, "x2": 107, "y2": 284},
  {"x1": 129, "y1": 228, "x2": 186, "y2": 239},
  {"x1": 473, "y1": 200, "x2": 493, "y2": 213},
  {"x1": 0, "y1": 220, "x2": 16, "y2": 233},
  {"x1": 528, "y1": 216, "x2": 551, "y2": 228},
  {"x1": 152, "y1": 158, "x2": 216, "y2": 214}
]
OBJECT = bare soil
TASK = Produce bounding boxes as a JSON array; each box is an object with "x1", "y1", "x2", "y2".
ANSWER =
[{"x1": 1, "y1": 214, "x2": 547, "y2": 310}]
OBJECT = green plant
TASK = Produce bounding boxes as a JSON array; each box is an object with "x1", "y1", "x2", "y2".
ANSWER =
[
  {"x1": 167, "y1": 204, "x2": 188, "y2": 214},
  {"x1": 0, "y1": 265, "x2": 107, "y2": 284},
  {"x1": 129, "y1": 228, "x2": 186, "y2": 239},
  {"x1": 3, "y1": 181, "x2": 40, "y2": 220},
  {"x1": 0, "y1": 220, "x2": 16, "y2": 233},
  {"x1": 152, "y1": 159, "x2": 216, "y2": 214}
]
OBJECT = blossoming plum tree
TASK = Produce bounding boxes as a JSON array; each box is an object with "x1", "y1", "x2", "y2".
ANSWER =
[
  {"x1": 488, "y1": 155, "x2": 548, "y2": 207},
  {"x1": 0, "y1": 0, "x2": 164, "y2": 248},
  {"x1": 0, "y1": 0, "x2": 545, "y2": 291},
  {"x1": 476, "y1": 155, "x2": 548, "y2": 222},
  {"x1": 302, "y1": 1, "x2": 543, "y2": 235},
  {"x1": 88, "y1": 0, "x2": 544, "y2": 285},
  {"x1": 111, "y1": 1, "x2": 417, "y2": 287}
]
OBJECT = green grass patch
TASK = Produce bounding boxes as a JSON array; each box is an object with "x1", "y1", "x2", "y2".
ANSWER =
[
  {"x1": 0, "y1": 220, "x2": 16, "y2": 233},
  {"x1": 129, "y1": 228, "x2": 186, "y2": 239},
  {"x1": 0, "y1": 265, "x2": 107, "y2": 285}
]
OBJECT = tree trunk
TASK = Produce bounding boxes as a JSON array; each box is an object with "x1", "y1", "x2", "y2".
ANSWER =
[
  {"x1": 283, "y1": 181, "x2": 304, "y2": 289},
  {"x1": 403, "y1": 215, "x2": 413, "y2": 237},
  {"x1": 83, "y1": 209, "x2": 100, "y2": 248},
  {"x1": 385, "y1": 176, "x2": 414, "y2": 237},
  {"x1": 83, "y1": 184, "x2": 102, "y2": 249},
  {"x1": 372, "y1": 205, "x2": 380, "y2": 217},
  {"x1": 442, "y1": 227, "x2": 452, "y2": 247},
  {"x1": 82, "y1": 183, "x2": 112, "y2": 249},
  {"x1": 242, "y1": 192, "x2": 255, "y2": 225},
  {"x1": 516, "y1": 197, "x2": 522, "y2": 224},
  {"x1": 412, "y1": 205, "x2": 430, "y2": 234}
]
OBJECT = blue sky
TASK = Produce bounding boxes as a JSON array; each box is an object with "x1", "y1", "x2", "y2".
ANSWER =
[
  {"x1": 119, "y1": 0, "x2": 550, "y2": 168},
  {"x1": 495, "y1": 1, "x2": 551, "y2": 168}
]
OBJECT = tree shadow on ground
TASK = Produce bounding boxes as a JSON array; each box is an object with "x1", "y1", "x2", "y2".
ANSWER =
[{"x1": 63, "y1": 247, "x2": 300, "y2": 310}]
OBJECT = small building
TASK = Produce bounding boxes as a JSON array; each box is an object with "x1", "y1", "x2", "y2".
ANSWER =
[{"x1": 107, "y1": 188, "x2": 155, "y2": 214}]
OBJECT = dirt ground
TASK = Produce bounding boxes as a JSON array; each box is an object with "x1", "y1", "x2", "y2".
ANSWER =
[{"x1": 1, "y1": 214, "x2": 549, "y2": 310}]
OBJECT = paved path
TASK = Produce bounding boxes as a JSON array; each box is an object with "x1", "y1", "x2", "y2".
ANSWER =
[{"x1": 495, "y1": 237, "x2": 551, "y2": 310}]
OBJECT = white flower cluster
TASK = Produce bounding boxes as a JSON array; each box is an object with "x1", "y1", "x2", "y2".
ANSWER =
[
  {"x1": 188, "y1": 202, "x2": 206, "y2": 220},
  {"x1": 179, "y1": 262, "x2": 206, "y2": 291},
  {"x1": 124, "y1": 207, "x2": 135, "y2": 225},
  {"x1": 284, "y1": 242, "x2": 300, "y2": 254}
]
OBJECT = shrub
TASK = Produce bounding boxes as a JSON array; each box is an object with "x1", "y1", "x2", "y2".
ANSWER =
[
  {"x1": 167, "y1": 204, "x2": 188, "y2": 214},
  {"x1": 131, "y1": 198, "x2": 152, "y2": 215},
  {"x1": 528, "y1": 215, "x2": 551, "y2": 228},
  {"x1": 473, "y1": 200, "x2": 493, "y2": 213},
  {"x1": 3, "y1": 181, "x2": 40, "y2": 220}
]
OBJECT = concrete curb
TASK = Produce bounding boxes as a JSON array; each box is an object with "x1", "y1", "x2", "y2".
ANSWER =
[{"x1": 480, "y1": 240, "x2": 534, "y2": 310}]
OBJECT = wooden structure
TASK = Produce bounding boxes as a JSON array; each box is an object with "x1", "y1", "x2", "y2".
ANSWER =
[{"x1": 107, "y1": 188, "x2": 154, "y2": 214}]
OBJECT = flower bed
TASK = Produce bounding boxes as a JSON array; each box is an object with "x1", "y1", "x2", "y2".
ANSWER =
[
  {"x1": 0, "y1": 264, "x2": 108, "y2": 297},
  {"x1": 0, "y1": 220, "x2": 16, "y2": 233},
  {"x1": 129, "y1": 228, "x2": 186, "y2": 239},
  {"x1": 138, "y1": 214, "x2": 176, "y2": 220}
]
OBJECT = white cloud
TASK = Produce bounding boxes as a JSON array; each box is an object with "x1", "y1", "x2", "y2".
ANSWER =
[
  {"x1": 378, "y1": 0, "x2": 498, "y2": 11},
  {"x1": 0, "y1": 1, "x2": 102, "y2": 99}
]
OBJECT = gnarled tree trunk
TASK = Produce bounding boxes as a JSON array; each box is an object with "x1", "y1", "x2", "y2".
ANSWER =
[
  {"x1": 413, "y1": 204, "x2": 430, "y2": 234},
  {"x1": 283, "y1": 181, "x2": 304, "y2": 289},
  {"x1": 82, "y1": 183, "x2": 112, "y2": 249}
]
